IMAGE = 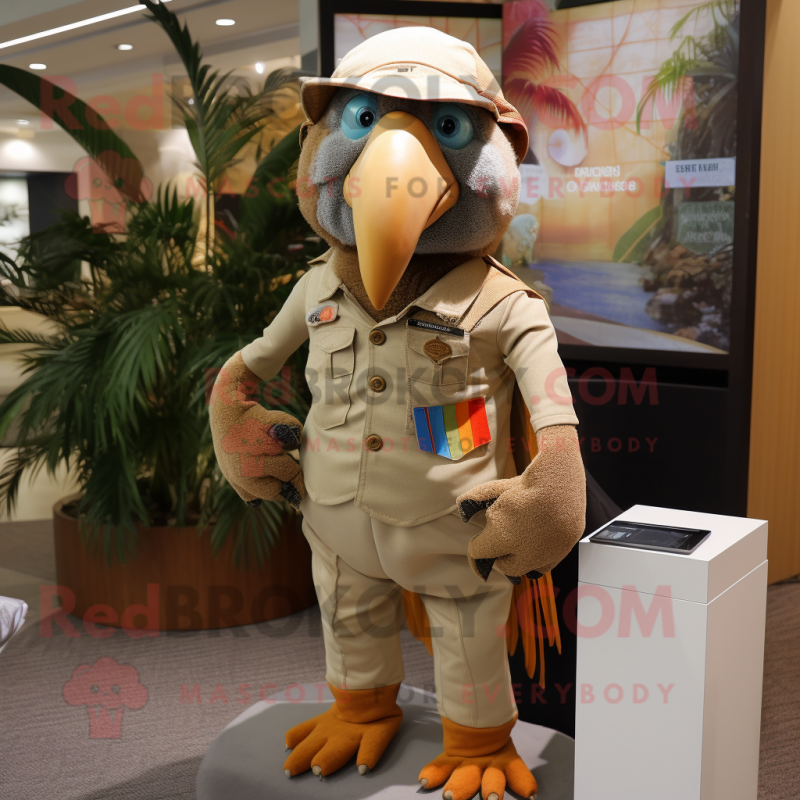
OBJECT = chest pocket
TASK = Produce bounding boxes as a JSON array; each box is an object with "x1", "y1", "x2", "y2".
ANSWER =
[
  {"x1": 306, "y1": 326, "x2": 356, "y2": 430},
  {"x1": 406, "y1": 323, "x2": 470, "y2": 434},
  {"x1": 406, "y1": 324, "x2": 470, "y2": 388}
]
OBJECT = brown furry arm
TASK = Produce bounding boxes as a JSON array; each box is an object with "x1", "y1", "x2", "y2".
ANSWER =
[
  {"x1": 209, "y1": 351, "x2": 305, "y2": 509},
  {"x1": 457, "y1": 424, "x2": 586, "y2": 581}
]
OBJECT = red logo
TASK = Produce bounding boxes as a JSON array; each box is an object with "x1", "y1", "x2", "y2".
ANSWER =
[
  {"x1": 221, "y1": 419, "x2": 283, "y2": 476},
  {"x1": 63, "y1": 657, "x2": 148, "y2": 739},
  {"x1": 65, "y1": 152, "x2": 152, "y2": 233}
]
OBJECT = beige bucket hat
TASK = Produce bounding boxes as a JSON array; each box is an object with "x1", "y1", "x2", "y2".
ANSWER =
[{"x1": 300, "y1": 26, "x2": 529, "y2": 161}]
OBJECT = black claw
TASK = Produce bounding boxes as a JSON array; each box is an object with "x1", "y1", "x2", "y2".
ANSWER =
[
  {"x1": 270, "y1": 424, "x2": 302, "y2": 449},
  {"x1": 246, "y1": 499, "x2": 262, "y2": 509},
  {"x1": 526, "y1": 570, "x2": 543, "y2": 580},
  {"x1": 279, "y1": 481, "x2": 303, "y2": 509},
  {"x1": 458, "y1": 497, "x2": 497, "y2": 523},
  {"x1": 506, "y1": 574, "x2": 522, "y2": 585},
  {"x1": 474, "y1": 557, "x2": 496, "y2": 581}
]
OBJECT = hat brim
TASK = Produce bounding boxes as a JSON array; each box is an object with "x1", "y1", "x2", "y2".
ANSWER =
[{"x1": 300, "y1": 75, "x2": 529, "y2": 162}]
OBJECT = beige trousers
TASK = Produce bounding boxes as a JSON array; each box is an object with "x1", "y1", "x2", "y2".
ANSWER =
[{"x1": 300, "y1": 497, "x2": 516, "y2": 728}]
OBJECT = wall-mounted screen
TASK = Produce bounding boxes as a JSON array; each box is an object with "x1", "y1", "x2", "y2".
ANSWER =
[
  {"x1": 333, "y1": 12, "x2": 502, "y2": 82},
  {"x1": 502, "y1": 0, "x2": 742, "y2": 355}
]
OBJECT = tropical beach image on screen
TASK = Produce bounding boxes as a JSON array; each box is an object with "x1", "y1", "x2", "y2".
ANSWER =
[
  {"x1": 500, "y1": 0, "x2": 740, "y2": 353},
  {"x1": 334, "y1": 12, "x2": 502, "y2": 81}
]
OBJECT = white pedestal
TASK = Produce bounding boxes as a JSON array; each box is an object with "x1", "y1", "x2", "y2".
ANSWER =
[{"x1": 574, "y1": 505, "x2": 768, "y2": 800}]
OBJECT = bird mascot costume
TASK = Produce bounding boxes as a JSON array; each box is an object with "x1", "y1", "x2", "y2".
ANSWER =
[{"x1": 210, "y1": 27, "x2": 586, "y2": 800}]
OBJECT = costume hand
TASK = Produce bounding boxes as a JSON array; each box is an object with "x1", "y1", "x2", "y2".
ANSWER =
[
  {"x1": 209, "y1": 351, "x2": 305, "y2": 509},
  {"x1": 457, "y1": 425, "x2": 585, "y2": 583}
]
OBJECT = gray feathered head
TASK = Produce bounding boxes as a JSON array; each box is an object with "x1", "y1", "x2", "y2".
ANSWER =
[{"x1": 296, "y1": 27, "x2": 528, "y2": 309}]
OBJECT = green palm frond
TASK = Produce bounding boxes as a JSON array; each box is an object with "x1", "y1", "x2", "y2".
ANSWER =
[
  {"x1": 7, "y1": 211, "x2": 119, "y2": 308},
  {"x1": 0, "y1": 1, "x2": 316, "y2": 564},
  {"x1": 670, "y1": 0, "x2": 737, "y2": 41},
  {"x1": 0, "y1": 251, "x2": 16, "y2": 272},
  {"x1": 249, "y1": 123, "x2": 303, "y2": 187},
  {"x1": 248, "y1": 69, "x2": 303, "y2": 147},
  {"x1": 176, "y1": 84, "x2": 265, "y2": 187},
  {"x1": 238, "y1": 125, "x2": 308, "y2": 251},
  {"x1": 103, "y1": 304, "x2": 177, "y2": 425},
  {"x1": 0, "y1": 66, "x2": 146, "y2": 203},
  {"x1": 141, "y1": 0, "x2": 266, "y2": 188},
  {"x1": 125, "y1": 185, "x2": 196, "y2": 256},
  {"x1": 0, "y1": 327, "x2": 59, "y2": 347},
  {"x1": 202, "y1": 474, "x2": 294, "y2": 565},
  {"x1": 77, "y1": 444, "x2": 146, "y2": 562},
  {"x1": 638, "y1": 1, "x2": 739, "y2": 135},
  {"x1": 636, "y1": 52, "x2": 695, "y2": 133},
  {"x1": 256, "y1": 67, "x2": 300, "y2": 101},
  {"x1": 0, "y1": 443, "x2": 48, "y2": 519}
]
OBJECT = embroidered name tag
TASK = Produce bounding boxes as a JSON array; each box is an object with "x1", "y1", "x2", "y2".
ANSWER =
[
  {"x1": 306, "y1": 302, "x2": 338, "y2": 327},
  {"x1": 408, "y1": 318, "x2": 465, "y2": 337},
  {"x1": 413, "y1": 397, "x2": 491, "y2": 460}
]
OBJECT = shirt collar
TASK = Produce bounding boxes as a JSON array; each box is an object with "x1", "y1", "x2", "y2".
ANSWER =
[
  {"x1": 309, "y1": 249, "x2": 341, "y2": 302},
  {"x1": 409, "y1": 257, "x2": 489, "y2": 322},
  {"x1": 310, "y1": 249, "x2": 490, "y2": 320}
]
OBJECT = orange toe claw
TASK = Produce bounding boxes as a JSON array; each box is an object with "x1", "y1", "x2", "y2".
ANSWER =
[
  {"x1": 418, "y1": 754, "x2": 460, "y2": 790},
  {"x1": 421, "y1": 737, "x2": 536, "y2": 800},
  {"x1": 442, "y1": 763, "x2": 483, "y2": 800},
  {"x1": 283, "y1": 732, "x2": 324, "y2": 776},
  {"x1": 285, "y1": 715, "x2": 318, "y2": 750},
  {"x1": 282, "y1": 690, "x2": 402, "y2": 778},
  {"x1": 504, "y1": 755, "x2": 538, "y2": 799},
  {"x1": 356, "y1": 713, "x2": 404, "y2": 770},
  {"x1": 481, "y1": 765, "x2": 506, "y2": 800},
  {"x1": 310, "y1": 733, "x2": 363, "y2": 776}
]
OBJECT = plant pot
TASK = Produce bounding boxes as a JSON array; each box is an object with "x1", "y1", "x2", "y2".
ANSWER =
[{"x1": 53, "y1": 496, "x2": 317, "y2": 631}]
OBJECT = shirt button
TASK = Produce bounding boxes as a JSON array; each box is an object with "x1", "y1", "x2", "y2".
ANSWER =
[
  {"x1": 365, "y1": 434, "x2": 383, "y2": 452},
  {"x1": 369, "y1": 376, "x2": 387, "y2": 393},
  {"x1": 369, "y1": 329, "x2": 386, "y2": 345}
]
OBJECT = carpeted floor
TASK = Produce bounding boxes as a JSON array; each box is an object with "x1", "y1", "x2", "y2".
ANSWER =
[
  {"x1": 0, "y1": 521, "x2": 798, "y2": 799},
  {"x1": 756, "y1": 579, "x2": 800, "y2": 799}
]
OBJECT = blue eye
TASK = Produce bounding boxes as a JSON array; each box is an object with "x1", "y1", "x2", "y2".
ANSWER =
[
  {"x1": 341, "y1": 94, "x2": 379, "y2": 140},
  {"x1": 432, "y1": 104, "x2": 474, "y2": 149}
]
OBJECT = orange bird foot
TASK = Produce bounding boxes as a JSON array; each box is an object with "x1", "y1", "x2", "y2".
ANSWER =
[
  {"x1": 283, "y1": 707, "x2": 402, "y2": 778},
  {"x1": 418, "y1": 739, "x2": 537, "y2": 800}
]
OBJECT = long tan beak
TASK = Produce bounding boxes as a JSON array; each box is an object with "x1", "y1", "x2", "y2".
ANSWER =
[{"x1": 343, "y1": 111, "x2": 459, "y2": 310}]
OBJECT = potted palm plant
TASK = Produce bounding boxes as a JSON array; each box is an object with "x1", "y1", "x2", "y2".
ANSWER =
[{"x1": 0, "y1": 0, "x2": 322, "y2": 629}]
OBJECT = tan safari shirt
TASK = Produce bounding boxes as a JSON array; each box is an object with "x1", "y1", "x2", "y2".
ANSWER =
[{"x1": 242, "y1": 249, "x2": 578, "y2": 527}]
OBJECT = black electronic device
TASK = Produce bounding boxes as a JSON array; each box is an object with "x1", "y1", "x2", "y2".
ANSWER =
[{"x1": 590, "y1": 520, "x2": 711, "y2": 554}]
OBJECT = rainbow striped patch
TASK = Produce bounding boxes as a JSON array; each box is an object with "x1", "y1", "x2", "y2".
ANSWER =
[{"x1": 413, "y1": 398, "x2": 491, "y2": 460}]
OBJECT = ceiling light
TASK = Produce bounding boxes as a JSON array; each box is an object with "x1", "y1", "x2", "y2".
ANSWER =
[
  {"x1": 29, "y1": 63, "x2": 46, "y2": 70},
  {"x1": 17, "y1": 119, "x2": 29, "y2": 125},
  {"x1": 5, "y1": 140, "x2": 33, "y2": 159},
  {"x1": 0, "y1": 1, "x2": 172, "y2": 52},
  {"x1": 117, "y1": 44, "x2": 133, "y2": 51},
  {"x1": 216, "y1": 19, "x2": 235, "y2": 27},
  {"x1": 255, "y1": 62, "x2": 264, "y2": 74}
]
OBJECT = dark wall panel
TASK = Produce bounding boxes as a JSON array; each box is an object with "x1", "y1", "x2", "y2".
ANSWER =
[
  {"x1": 569, "y1": 372, "x2": 731, "y2": 515},
  {"x1": 27, "y1": 172, "x2": 78, "y2": 233}
]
